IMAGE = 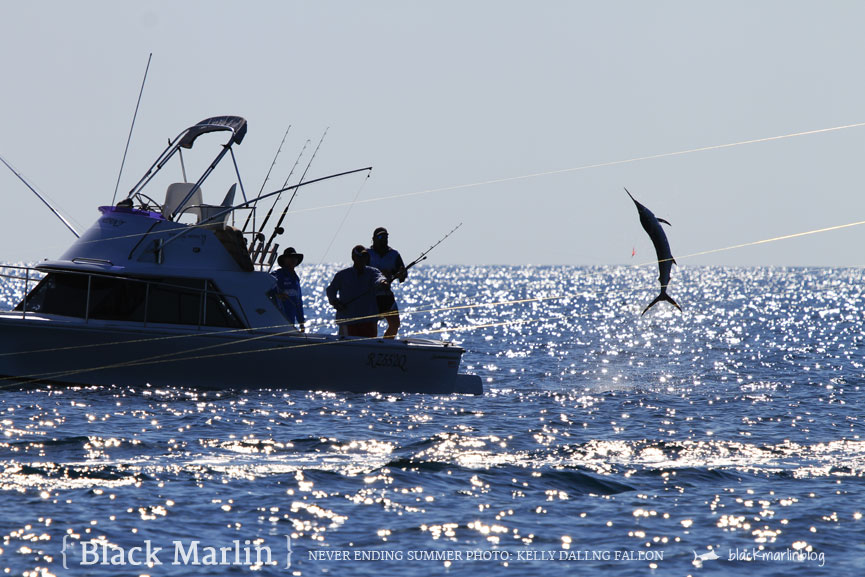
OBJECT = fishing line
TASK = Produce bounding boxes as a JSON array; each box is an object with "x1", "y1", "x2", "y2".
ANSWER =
[
  {"x1": 3, "y1": 232, "x2": 856, "y2": 373},
  {"x1": 1, "y1": 211, "x2": 861, "y2": 362},
  {"x1": 0, "y1": 300, "x2": 611, "y2": 391},
  {"x1": 0, "y1": 292, "x2": 584, "y2": 387},
  {"x1": 13, "y1": 120, "x2": 865, "y2": 258},
  {"x1": 0, "y1": 311, "x2": 558, "y2": 389},
  {"x1": 677, "y1": 220, "x2": 865, "y2": 262},
  {"x1": 3, "y1": 209, "x2": 863, "y2": 366},
  {"x1": 317, "y1": 172, "x2": 371, "y2": 264},
  {"x1": 5, "y1": 116, "x2": 865, "y2": 379},
  {"x1": 0, "y1": 246, "x2": 855, "y2": 389},
  {"x1": 291, "y1": 121, "x2": 865, "y2": 215}
]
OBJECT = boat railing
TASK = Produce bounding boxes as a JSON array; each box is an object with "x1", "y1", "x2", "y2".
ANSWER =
[{"x1": 0, "y1": 264, "x2": 249, "y2": 330}]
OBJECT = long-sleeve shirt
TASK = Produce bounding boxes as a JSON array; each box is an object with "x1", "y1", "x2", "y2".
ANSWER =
[
  {"x1": 326, "y1": 265, "x2": 387, "y2": 325},
  {"x1": 271, "y1": 267, "x2": 304, "y2": 325}
]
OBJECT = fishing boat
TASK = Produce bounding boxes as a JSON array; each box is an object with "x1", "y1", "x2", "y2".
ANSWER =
[{"x1": 0, "y1": 116, "x2": 481, "y2": 394}]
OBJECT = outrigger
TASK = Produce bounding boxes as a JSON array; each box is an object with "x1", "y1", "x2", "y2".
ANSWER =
[{"x1": 0, "y1": 116, "x2": 481, "y2": 394}]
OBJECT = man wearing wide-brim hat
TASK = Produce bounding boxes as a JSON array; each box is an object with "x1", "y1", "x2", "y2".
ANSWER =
[{"x1": 270, "y1": 247, "x2": 305, "y2": 332}]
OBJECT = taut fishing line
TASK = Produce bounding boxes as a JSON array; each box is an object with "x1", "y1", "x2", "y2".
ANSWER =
[
  {"x1": 2, "y1": 207, "x2": 864, "y2": 376},
  {"x1": 318, "y1": 171, "x2": 371, "y2": 264},
  {"x1": 9, "y1": 120, "x2": 865, "y2": 258},
  {"x1": 5, "y1": 211, "x2": 860, "y2": 386},
  {"x1": 4, "y1": 122, "x2": 865, "y2": 386},
  {"x1": 291, "y1": 121, "x2": 865, "y2": 215}
]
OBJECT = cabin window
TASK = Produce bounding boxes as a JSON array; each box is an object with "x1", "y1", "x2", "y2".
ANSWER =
[
  {"x1": 18, "y1": 273, "x2": 243, "y2": 328},
  {"x1": 89, "y1": 275, "x2": 147, "y2": 322},
  {"x1": 17, "y1": 273, "x2": 88, "y2": 318}
]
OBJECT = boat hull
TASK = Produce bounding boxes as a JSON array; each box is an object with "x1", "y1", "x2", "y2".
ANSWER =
[{"x1": 0, "y1": 315, "x2": 481, "y2": 394}]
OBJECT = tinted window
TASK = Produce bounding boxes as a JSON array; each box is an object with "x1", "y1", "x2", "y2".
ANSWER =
[
  {"x1": 89, "y1": 276, "x2": 146, "y2": 322},
  {"x1": 18, "y1": 273, "x2": 243, "y2": 328},
  {"x1": 17, "y1": 273, "x2": 87, "y2": 318}
]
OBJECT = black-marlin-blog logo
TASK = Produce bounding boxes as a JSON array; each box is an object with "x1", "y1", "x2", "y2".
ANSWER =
[
  {"x1": 61, "y1": 535, "x2": 292, "y2": 569},
  {"x1": 693, "y1": 549, "x2": 720, "y2": 563}
]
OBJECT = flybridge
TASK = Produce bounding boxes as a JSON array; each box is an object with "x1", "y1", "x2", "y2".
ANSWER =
[
  {"x1": 124, "y1": 115, "x2": 250, "y2": 224},
  {"x1": 110, "y1": 115, "x2": 370, "y2": 269}
]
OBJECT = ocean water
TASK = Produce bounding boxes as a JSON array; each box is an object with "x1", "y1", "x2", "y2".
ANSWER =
[{"x1": 0, "y1": 265, "x2": 863, "y2": 576}]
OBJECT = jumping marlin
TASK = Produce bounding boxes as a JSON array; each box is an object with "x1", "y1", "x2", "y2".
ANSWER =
[{"x1": 625, "y1": 188, "x2": 682, "y2": 315}]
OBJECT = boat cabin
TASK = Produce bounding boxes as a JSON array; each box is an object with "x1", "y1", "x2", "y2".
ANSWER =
[{"x1": 16, "y1": 271, "x2": 245, "y2": 328}]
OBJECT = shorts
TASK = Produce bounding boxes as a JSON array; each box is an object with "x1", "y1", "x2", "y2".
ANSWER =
[{"x1": 340, "y1": 321, "x2": 378, "y2": 338}]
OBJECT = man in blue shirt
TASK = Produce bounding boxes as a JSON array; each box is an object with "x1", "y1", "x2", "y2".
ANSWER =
[
  {"x1": 327, "y1": 245, "x2": 388, "y2": 337},
  {"x1": 271, "y1": 247, "x2": 305, "y2": 332}
]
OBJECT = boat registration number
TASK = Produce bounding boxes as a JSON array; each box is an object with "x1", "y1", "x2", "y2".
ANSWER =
[{"x1": 367, "y1": 352, "x2": 407, "y2": 371}]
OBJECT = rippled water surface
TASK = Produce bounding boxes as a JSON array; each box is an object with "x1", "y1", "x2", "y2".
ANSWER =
[{"x1": 1, "y1": 265, "x2": 864, "y2": 576}]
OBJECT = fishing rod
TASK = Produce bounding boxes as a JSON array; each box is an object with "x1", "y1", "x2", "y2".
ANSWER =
[
  {"x1": 0, "y1": 154, "x2": 80, "y2": 238},
  {"x1": 241, "y1": 124, "x2": 291, "y2": 237},
  {"x1": 111, "y1": 53, "x2": 152, "y2": 206},
  {"x1": 247, "y1": 138, "x2": 310, "y2": 253},
  {"x1": 257, "y1": 128, "x2": 329, "y2": 264},
  {"x1": 394, "y1": 222, "x2": 463, "y2": 278},
  {"x1": 336, "y1": 223, "x2": 463, "y2": 309}
]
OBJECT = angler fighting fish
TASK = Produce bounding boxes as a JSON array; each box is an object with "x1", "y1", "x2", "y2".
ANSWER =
[{"x1": 625, "y1": 188, "x2": 682, "y2": 315}]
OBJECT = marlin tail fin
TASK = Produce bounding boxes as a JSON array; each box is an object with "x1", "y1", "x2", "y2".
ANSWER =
[{"x1": 641, "y1": 292, "x2": 681, "y2": 316}]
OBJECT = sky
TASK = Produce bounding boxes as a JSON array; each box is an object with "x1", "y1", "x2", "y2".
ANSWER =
[{"x1": 1, "y1": 1, "x2": 865, "y2": 267}]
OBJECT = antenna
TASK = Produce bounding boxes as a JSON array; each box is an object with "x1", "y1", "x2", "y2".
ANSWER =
[{"x1": 112, "y1": 53, "x2": 152, "y2": 205}]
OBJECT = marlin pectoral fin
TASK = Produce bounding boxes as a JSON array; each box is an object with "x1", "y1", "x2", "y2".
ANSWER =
[{"x1": 657, "y1": 218, "x2": 671, "y2": 226}]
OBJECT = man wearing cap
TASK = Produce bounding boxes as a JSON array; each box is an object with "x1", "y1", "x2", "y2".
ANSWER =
[
  {"x1": 326, "y1": 245, "x2": 389, "y2": 338},
  {"x1": 368, "y1": 227, "x2": 407, "y2": 339},
  {"x1": 270, "y1": 247, "x2": 305, "y2": 332}
]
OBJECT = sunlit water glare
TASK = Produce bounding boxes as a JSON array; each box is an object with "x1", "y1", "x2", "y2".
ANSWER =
[{"x1": 1, "y1": 265, "x2": 863, "y2": 576}]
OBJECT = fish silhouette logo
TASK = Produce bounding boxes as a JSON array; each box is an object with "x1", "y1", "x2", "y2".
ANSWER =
[{"x1": 693, "y1": 549, "x2": 720, "y2": 563}]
